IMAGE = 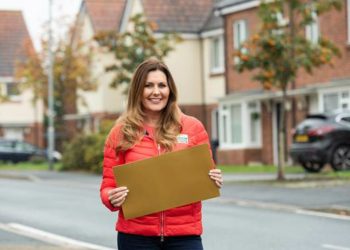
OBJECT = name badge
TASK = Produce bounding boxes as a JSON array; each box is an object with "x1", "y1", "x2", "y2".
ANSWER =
[{"x1": 177, "y1": 134, "x2": 189, "y2": 144}]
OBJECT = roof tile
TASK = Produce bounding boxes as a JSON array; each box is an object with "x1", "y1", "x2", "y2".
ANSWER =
[
  {"x1": 84, "y1": 0, "x2": 126, "y2": 32},
  {"x1": 0, "y1": 10, "x2": 34, "y2": 77}
]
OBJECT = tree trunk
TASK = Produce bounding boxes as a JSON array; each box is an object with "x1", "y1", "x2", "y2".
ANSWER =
[{"x1": 277, "y1": 87, "x2": 287, "y2": 181}]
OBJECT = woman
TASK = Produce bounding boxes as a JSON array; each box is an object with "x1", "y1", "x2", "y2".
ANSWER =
[{"x1": 100, "y1": 58, "x2": 223, "y2": 250}]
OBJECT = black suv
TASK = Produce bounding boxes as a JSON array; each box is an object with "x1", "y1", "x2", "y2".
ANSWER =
[
  {"x1": 289, "y1": 111, "x2": 350, "y2": 172},
  {"x1": 0, "y1": 139, "x2": 61, "y2": 163}
]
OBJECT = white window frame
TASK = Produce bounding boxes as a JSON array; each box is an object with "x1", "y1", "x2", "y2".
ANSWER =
[
  {"x1": 319, "y1": 87, "x2": 350, "y2": 112},
  {"x1": 210, "y1": 35, "x2": 224, "y2": 74},
  {"x1": 233, "y1": 19, "x2": 248, "y2": 64},
  {"x1": 305, "y1": 7, "x2": 319, "y2": 44},
  {"x1": 219, "y1": 100, "x2": 262, "y2": 149}
]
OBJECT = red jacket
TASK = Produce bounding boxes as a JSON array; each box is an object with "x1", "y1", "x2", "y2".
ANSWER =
[{"x1": 100, "y1": 114, "x2": 214, "y2": 236}]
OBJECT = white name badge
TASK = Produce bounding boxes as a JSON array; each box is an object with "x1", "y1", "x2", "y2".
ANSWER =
[{"x1": 177, "y1": 134, "x2": 189, "y2": 144}]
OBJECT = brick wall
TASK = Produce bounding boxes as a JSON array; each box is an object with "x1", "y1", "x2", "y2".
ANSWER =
[
  {"x1": 217, "y1": 148, "x2": 262, "y2": 165},
  {"x1": 225, "y1": 3, "x2": 350, "y2": 94}
]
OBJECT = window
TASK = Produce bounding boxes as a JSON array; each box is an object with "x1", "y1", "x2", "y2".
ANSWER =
[
  {"x1": 219, "y1": 101, "x2": 261, "y2": 148},
  {"x1": 305, "y1": 8, "x2": 319, "y2": 44},
  {"x1": 0, "y1": 82, "x2": 20, "y2": 99},
  {"x1": 323, "y1": 90, "x2": 350, "y2": 112},
  {"x1": 324, "y1": 93, "x2": 339, "y2": 112},
  {"x1": 273, "y1": 12, "x2": 288, "y2": 35},
  {"x1": 210, "y1": 36, "x2": 224, "y2": 73},
  {"x1": 230, "y1": 104, "x2": 242, "y2": 143},
  {"x1": 233, "y1": 20, "x2": 248, "y2": 63},
  {"x1": 248, "y1": 102, "x2": 261, "y2": 144}
]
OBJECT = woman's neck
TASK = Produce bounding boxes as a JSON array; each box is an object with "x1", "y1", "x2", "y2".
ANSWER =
[{"x1": 143, "y1": 113, "x2": 160, "y2": 127}]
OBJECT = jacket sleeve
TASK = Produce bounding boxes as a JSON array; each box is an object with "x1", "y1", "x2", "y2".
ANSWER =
[{"x1": 100, "y1": 126, "x2": 124, "y2": 212}]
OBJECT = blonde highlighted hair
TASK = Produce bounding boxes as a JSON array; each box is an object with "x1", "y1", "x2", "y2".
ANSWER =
[{"x1": 110, "y1": 58, "x2": 181, "y2": 153}]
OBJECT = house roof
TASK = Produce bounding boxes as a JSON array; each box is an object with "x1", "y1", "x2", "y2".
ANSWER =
[
  {"x1": 142, "y1": 0, "x2": 214, "y2": 33},
  {"x1": 201, "y1": 10, "x2": 223, "y2": 32},
  {"x1": 0, "y1": 10, "x2": 33, "y2": 77},
  {"x1": 84, "y1": 0, "x2": 127, "y2": 32},
  {"x1": 81, "y1": 0, "x2": 218, "y2": 34}
]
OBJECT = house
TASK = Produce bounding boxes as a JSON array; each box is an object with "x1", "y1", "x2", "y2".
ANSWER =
[
  {"x1": 0, "y1": 10, "x2": 44, "y2": 147},
  {"x1": 71, "y1": 0, "x2": 225, "y2": 141},
  {"x1": 215, "y1": 0, "x2": 350, "y2": 165}
]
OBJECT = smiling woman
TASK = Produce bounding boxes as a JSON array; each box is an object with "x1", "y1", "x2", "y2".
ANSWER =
[{"x1": 100, "y1": 58, "x2": 223, "y2": 250}]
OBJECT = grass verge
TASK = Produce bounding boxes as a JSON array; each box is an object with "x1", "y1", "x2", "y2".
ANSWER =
[{"x1": 0, "y1": 161, "x2": 62, "y2": 171}]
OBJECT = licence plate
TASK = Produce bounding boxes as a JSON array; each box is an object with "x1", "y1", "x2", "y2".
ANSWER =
[{"x1": 295, "y1": 135, "x2": 309, "y2": 142}]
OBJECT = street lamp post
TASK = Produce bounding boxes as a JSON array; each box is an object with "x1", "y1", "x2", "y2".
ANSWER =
[{"x1": 48, "y1": 0, "x2": 55, "y2": 170}]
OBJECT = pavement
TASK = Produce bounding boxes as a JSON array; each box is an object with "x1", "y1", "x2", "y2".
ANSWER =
[{"x1": 0, "y1": 169, "x2": 350, "y2": 249}]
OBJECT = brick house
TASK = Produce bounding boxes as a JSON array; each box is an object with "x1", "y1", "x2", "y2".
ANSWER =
[
  {"x1": 215, "y1": 0, "x2": 350, "y2": 165},
  {"x1": 0, "y1": 10, "x2": 44, "y2": 147},
  {"x1": 71, "y1": 0, "x2": 225, "y2": 141}
]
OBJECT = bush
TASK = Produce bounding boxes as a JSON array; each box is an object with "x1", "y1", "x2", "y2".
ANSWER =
[
  {"x1": 62, "y1": 133, "x2": 106, "y2": 173},
  {"x1": 61, "y1": 120, "x2": 115, "y2": 173}
]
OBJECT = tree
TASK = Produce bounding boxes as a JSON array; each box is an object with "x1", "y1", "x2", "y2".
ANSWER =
[
  {"x1": 94, "y1": 13, "x2": 182, "y2": 90},
  {"x1": 234, "y1": 0, "x2": 342, "y2": 180},
  {"x1": 16, "y1": 26, "x2": 96, "y2": 149}
]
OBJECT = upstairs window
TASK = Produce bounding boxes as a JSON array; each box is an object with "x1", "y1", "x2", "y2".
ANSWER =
[
  {"x1": 233, "y1": 20, "x2": 248, "y2": 64},
  {"x1": 210, "y1": 36, "x2": 224, "y2": 74},
  {"x1": 0, "y1": 82, "x2": 20, "y2": 100},
  {"x1": 305, "y1": 8, "x2": 319, "y2": 44}
]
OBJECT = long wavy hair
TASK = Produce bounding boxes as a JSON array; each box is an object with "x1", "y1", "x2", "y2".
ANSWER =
[{"x1": 112, "y1": 58, "x2": 182, "y2": 154}]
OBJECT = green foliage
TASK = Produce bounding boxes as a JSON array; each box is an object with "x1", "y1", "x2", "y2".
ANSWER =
[
  {"x1": 61, "y1": 119, "x2": 115, "y2": 173},
  {"x1": 61, "y1": 133, "x2": 105, "y2": 173},
  {"x1": 94, "y1": 13, "x2": 182, "y2": 90},
  {"x1": 234, "y1": 0, "x2": 342, "y2": 91}
]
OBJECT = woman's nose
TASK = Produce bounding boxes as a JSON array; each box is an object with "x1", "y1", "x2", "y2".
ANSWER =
[{"x1": 153, "y1": 86, "x2": 160, "y2": 95}]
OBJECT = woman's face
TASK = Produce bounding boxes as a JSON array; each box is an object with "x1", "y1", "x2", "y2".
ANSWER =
[{"x1": 141, "y1": 70, "x2": 170, "y2": 116}]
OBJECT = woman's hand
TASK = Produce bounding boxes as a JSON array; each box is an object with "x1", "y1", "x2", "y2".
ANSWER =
[
  {"x1": 209, "y1": 169, "x2": 223, "y2": 188},
  {"x1": 108, "y1": 186, "x2": 129, "y2": 207}
]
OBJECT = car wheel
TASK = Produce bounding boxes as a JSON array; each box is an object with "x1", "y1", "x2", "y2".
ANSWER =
[
  {"x1": 301, "y1": 161, "x2": 324, "y2": 173},
  {"x1": 331, "y1": 145, "x2": 350, "y2": 171}
]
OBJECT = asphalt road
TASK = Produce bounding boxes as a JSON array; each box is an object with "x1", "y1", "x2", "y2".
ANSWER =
[{"x1": 0, "y1": 171, "x2": 349, "y2": 250}]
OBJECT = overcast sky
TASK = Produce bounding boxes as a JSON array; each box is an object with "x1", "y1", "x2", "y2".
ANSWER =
[{"x1": 0, "y1": 0, "x2": 82, "y2": 50}]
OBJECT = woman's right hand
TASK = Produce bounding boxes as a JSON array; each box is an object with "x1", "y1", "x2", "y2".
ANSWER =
[{"x1": 108, "y1": 186, "x2": 129, "y2": 207}]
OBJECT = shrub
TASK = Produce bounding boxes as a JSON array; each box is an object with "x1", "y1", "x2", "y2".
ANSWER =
[
  {"x1": 61, "y1": 119, "x2": 115, "y2": 173},
  {"x1": 62, "y1": 133, "x2": 105, "y2": 173}
]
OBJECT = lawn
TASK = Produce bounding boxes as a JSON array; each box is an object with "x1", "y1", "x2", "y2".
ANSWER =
[
  {"x1": 218, "y1": 164, "x2": 304, "y2": 174},
  {"x1": 0, "y1": 161, "x2": 62, "y2": 171},
  {"x1": 1, "y1": 161, "x2": 349, "y2": 180}
]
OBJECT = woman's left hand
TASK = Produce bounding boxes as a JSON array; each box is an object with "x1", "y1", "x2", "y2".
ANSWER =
[{"x1": 209, "y1": 169, "x2": 223, "y2": 188}]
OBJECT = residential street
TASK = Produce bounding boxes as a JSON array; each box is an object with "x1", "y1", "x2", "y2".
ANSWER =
[{"x1": 0, "y1": 170, "x2": 349, "y2": 250}]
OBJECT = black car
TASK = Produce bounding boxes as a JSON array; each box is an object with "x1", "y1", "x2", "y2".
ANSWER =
[
  {"x1": 289, "y1": 111, "x2": 350, "y2": 172},
  {"x1": 0, "y1": 139, "x2": 62, "y2": 163}
]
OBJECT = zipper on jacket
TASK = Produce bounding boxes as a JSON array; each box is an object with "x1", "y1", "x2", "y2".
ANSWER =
[{"x1": 157, "y1": 144, "x2": 165, "y2": 242}]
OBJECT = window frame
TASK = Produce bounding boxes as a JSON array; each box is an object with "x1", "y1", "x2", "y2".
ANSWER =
[
  {"x1": 233, "y1": 19, "x2": 248, "y2": 64},
  {"x1": 319, "y1": 88, "x2": 350, "y2": 113},
  {"x1": 219, "y1": 100, "x2": 262, "y2": 149},
  {"x1": 305, "y1": 7, "x2": 319, "y2": 44},
  {"x1": 210, "y1": 35, "x2": 224, "y2": 74}
]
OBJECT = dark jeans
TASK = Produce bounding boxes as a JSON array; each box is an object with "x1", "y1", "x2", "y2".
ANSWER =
[{"x1": 117, "y1": 232, "x2": 203, "y2": 250}]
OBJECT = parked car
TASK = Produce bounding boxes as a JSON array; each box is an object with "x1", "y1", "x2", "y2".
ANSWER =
[
  {"x1": 289, "y1": 111, "x2": 350, "y2": 172},
  {"x1": 0, "y1": 139, "x2": 62, "y2": 163}
]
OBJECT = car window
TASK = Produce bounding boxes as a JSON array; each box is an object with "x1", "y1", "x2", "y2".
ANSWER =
[
  {"x1": 0, "y1": 141, "x2": 14, "y2": 150},
  {"x1": 14, "y1": 142, "x2": 36, "y2": 151},
  {"x1": 340, "y1": 116, "x2": 350, "y2": 124}
]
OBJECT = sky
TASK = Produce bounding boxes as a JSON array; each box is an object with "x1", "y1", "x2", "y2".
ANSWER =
[{"x1": 0, "y1": 0, "x2": 82, "y2": 51}]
